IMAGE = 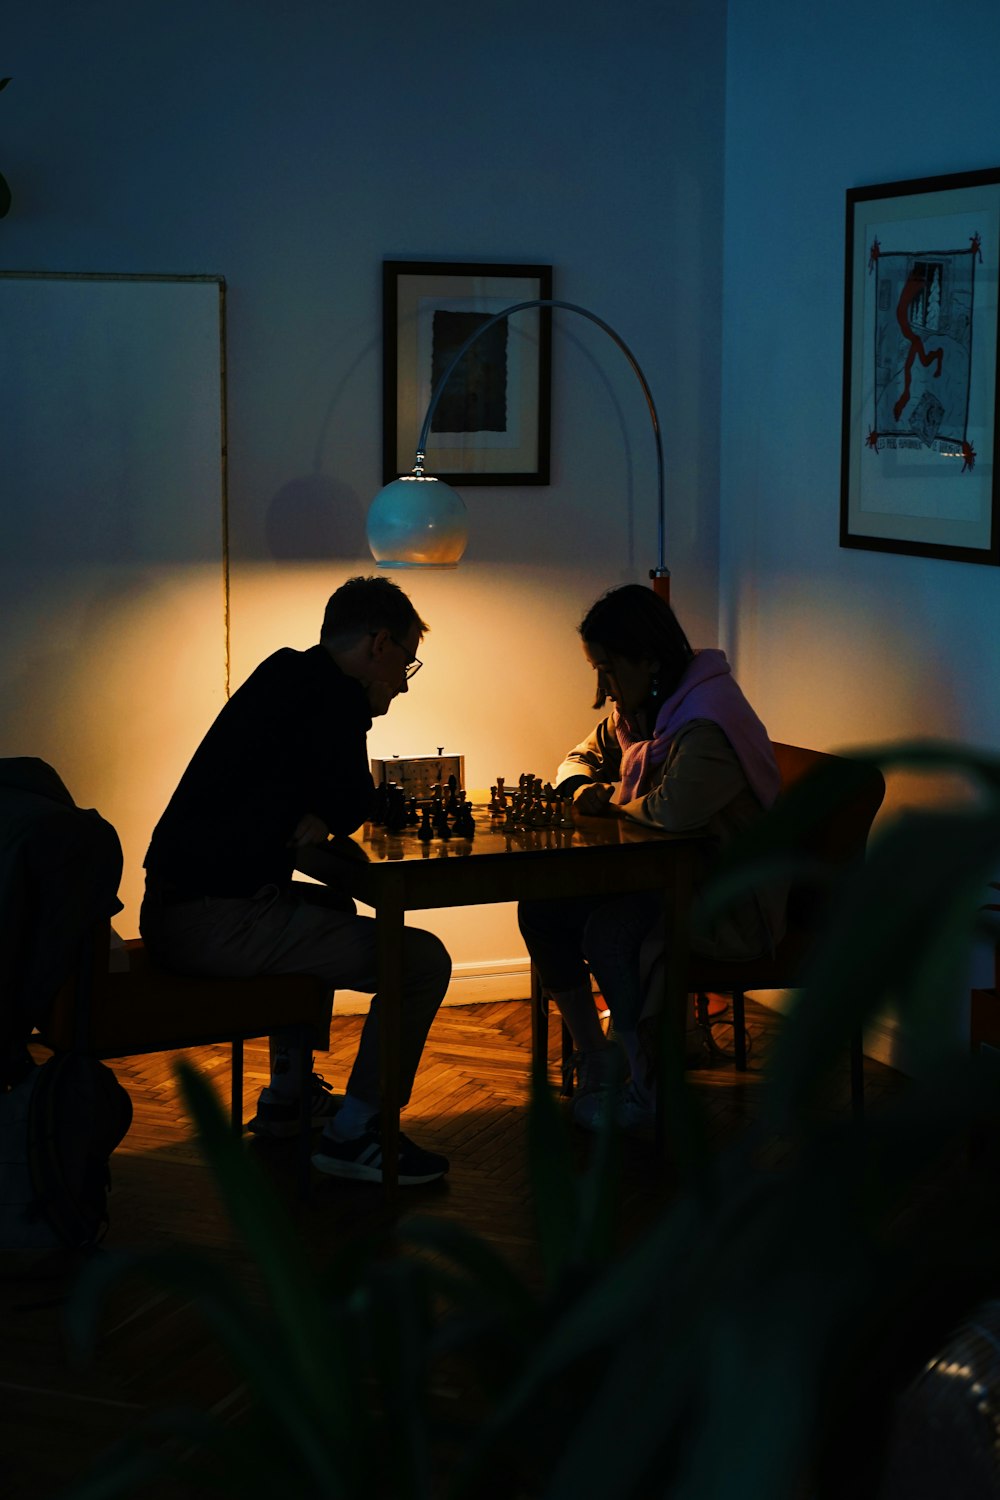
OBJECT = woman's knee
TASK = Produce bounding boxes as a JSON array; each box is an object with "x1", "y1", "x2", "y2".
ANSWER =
[
  {"x1": 583, "y1": 892, "x2": 659, "y2": 962},
  {"x1": 518, "y1": 896, "x2": 588, "y2": 948}
]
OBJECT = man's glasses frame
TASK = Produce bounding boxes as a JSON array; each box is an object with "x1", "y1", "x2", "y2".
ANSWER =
[{"x1": 372, "y1": 630, "x2": 422, "y2": 680}]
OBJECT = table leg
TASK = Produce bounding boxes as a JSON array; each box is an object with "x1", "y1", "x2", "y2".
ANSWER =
[
  {"x1": 375, "y1": 877, "x2": 404, "y2": 1200},
  {"x1": 529, "y1": 961, "x2": 547, "y2": 1079}
]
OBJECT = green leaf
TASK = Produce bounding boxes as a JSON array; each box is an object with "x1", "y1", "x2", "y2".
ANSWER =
[
  {"x1": 448, "y1": 1192, "x2": 706, "y2": 1490},
  {"x1": 365, "y1": 1257, "x2": 434, "y2": 1500},
  {"x1": 173, "y1": 1063, "x2": 354, "y2": 1414},
  {"x1": 69, "y1": 1248, "x2": 356, "y2": 1495},
  {"x1": 526, "y1": 1046, "x2": 581, "y2": 1288},
  {"x1": 400, "y1": 1214, "x2": 537, "y2": 1319}
]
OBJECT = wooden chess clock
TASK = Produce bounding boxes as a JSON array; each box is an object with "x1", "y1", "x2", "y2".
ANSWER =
[{"x1": 370, "y1": 752, "x2": 466, "y2": 802}]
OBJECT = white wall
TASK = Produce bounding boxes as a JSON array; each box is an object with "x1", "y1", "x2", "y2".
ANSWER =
[
  {"x1": 0, "y1": 272, "x2": 227, "y2": 929},
  {"x1": 721, "y1": 0, "x2": 1000, "y2": 1035},
  {"x1": 1, "y1": 0, "x2": 726, "y2": 996}
]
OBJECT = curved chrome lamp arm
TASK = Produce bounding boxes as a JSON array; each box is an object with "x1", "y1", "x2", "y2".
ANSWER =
[{"x1": 414, "y1": 298, "x2": 667, "y2": 577}]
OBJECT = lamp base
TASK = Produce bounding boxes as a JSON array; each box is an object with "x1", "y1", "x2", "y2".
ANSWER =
[{"x1": 649, "y1": 568, "x2": 671, "y2": 605}]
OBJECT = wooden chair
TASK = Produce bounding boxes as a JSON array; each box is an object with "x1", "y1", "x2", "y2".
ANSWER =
[
  {"x1": 532, "y1": 742, "x2": 886, "y2": 1118},
  {"x1": 687, "y1": 742, "x2": 886, "y2": 1116},
  {"x1": 39, "y1": 923, "x2": 333, "y2": 1196}
]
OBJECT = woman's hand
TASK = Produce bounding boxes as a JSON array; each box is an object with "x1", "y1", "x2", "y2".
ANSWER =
[{"x1": 572, "y1": 782, "x2": 617, "y2": 817}]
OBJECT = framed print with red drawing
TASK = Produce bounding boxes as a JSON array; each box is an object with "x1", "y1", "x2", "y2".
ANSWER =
[{"x1": 840, "y1": 167, "x2": 1000, "y2": 565}]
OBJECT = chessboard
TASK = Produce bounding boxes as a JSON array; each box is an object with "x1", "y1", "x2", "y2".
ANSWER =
[{"x1": 367, "y1": 771, "x2": 572, "y2": 843}]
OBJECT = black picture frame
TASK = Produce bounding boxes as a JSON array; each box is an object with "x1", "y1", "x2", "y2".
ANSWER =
[
  {"x1": 382, "y1": 260, "x2": 553, "y2": 486},
  {"x1": 840, "y1": 166, "x2": 1000, "y2": 565}
]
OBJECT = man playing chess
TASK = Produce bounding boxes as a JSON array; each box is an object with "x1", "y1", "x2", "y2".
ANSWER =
[{"x1": 140, "y1": 575, "x2": 451, "y2": 1186}]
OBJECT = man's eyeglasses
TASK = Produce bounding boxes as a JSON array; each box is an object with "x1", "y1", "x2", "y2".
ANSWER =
[
  {"x1": 396, "y1": 643, "x2": 422, "y2": 681},
  {"x1": 372, "y1": 631, "x2": 422, "y2": 680}
]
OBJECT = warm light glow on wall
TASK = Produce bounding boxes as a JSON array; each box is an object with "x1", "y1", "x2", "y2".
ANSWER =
[{"x1": 0, "y1": 565, "x2": 226, "y2": 936}]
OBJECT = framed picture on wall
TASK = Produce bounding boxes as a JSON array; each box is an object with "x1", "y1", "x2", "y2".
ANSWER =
[
  {"x1": 382, "y1": 260, "x2": 553, "y2": 485},
  {"x1": 840, "y1": 166, "x2": 1000, "y2": 565}
]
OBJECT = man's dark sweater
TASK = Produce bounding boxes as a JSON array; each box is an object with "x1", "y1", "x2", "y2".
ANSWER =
[{"x1": 144, "y1": 645, "x2": 375, "y2": 898}]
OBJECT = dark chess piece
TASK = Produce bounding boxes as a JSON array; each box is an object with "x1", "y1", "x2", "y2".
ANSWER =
[
  {"x1": 454, "y1": 796, "x2": 475, "y2": 838},
  {"x1": 385, "y1": 782, "x2": 407, "y2": 833},
  {"x1": 417, "y1": 807, "x2": 433, "y2": 842},
  {"x1": 372, "y1": 782, "x2": 389, "y2": 826},
  {"x1": 433, "y1": 802, "x2": 451, "y2": 840}
]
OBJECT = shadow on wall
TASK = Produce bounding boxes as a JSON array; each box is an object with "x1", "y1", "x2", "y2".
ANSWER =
[{"x1": 264, "y1": 474, "x2": 368, "y2": 560}]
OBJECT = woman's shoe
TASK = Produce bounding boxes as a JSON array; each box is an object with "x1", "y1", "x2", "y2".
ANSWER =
[
  {"x1": 566, "y1": 1041, "x2": 620, "y2": 1097},
  {"x1": 572, "y1": 1079, "x2": 656, "y2": 1134}
]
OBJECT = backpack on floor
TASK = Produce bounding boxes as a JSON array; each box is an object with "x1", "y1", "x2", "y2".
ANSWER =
[{"x1": 0, "y1": 1054, "x2": 133, "y2": 1250}]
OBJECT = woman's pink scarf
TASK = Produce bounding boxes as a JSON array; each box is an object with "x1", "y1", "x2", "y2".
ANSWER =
[{"x1": 614, "y1": 649, "x2": 780, "y2": 809}]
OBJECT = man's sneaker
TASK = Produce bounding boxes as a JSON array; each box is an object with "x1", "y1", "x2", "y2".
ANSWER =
[
  {"x1": 247, "y1": 1073, "x2": 340, "y2": 1138},
  {"x1": 311, "y1": 1116, "x2": 449, "y2": 1186}
]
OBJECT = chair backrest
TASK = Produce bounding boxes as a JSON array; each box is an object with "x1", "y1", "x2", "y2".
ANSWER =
[
  {"x1": 768, "y1": 741, "x2": 886, "y2": 927},
  {"x1": 771, "y1": 741, "x2": 885, "y2": 861}
]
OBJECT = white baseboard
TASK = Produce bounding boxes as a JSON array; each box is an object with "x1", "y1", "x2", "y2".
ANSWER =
[{"x1": 334, "y1": 958, "x2": 532, "y2": 1015}]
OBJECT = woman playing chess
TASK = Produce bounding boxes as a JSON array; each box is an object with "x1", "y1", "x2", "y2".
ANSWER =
[{"x1": 517, "y1": 584, "x2": 786, "y2": 1132}]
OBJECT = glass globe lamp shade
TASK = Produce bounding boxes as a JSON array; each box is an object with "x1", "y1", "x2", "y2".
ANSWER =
[{"x1": 366, "y1": 473, "x2": 468, "y2": 568}]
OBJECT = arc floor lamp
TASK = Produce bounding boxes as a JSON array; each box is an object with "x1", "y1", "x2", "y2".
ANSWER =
[{"x1": 366, "y1": 298, "x2": 671, "y2": 603}]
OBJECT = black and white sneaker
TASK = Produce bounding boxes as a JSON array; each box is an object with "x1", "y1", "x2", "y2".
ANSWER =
[
  {"x1": 311, "y1": 1116, "x2": 449, "y2": 1186},
  {"x1": 247, "y1": 1074, "x2": 340, "y2": 1138}
]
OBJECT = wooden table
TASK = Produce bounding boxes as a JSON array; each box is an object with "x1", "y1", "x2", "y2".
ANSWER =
[{"x1": 298, "y1": 805, "x2": 700, "y2": 1196}]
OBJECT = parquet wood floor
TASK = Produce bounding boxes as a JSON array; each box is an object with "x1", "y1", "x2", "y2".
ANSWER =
[{"x1": 0, "y1": 999, "x2": 921, "y2": 1498}]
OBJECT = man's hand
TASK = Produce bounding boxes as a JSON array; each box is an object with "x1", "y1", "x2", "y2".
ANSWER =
[
  {"x1": 572, "y1": 782, "x2": 617, "y2": 817},
  {"x1": 289, "y1": 813, "x2": 331, "y2": 847},
  {"x1": 327, "y1": 834, "x2": 369, "y2": 864}
]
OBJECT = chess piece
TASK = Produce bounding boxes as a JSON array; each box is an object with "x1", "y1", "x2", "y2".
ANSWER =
[
  {"x1": 385, "y1": 782, "x2": 407, "y2": 833},
  {"x1": 456, "y1": 797, "x2": 476, "y2": 838},
  {"x1": 417, "y1": 807, "x2": 433, "y2": 842},
  {"x1": 434, "y1": 801, "x2": 451, "y2": 840}
]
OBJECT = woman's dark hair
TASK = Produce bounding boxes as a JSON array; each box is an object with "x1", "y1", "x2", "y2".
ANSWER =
[{"x1": 580, "y1": 584, "x2": 694, "y2": 708}]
